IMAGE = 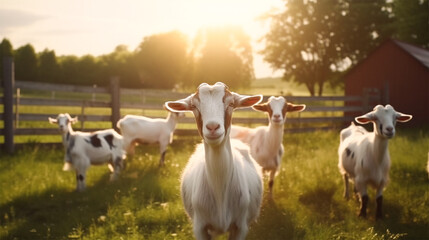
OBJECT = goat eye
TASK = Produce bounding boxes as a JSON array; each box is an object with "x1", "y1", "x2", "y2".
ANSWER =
[{"x1": 228, "y1": 102, "x2": 234, "y2": 108}]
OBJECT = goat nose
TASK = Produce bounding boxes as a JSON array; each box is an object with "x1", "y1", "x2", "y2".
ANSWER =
[
  {"x1": 273, "y1": 114, "x2": 280, "y2": 119},
  {"x1": 386, "y1": 126, "x2": 393, "y2": 133},
  {"x1": 206, "y1": 122, "x2": 220, "y2": 133}
]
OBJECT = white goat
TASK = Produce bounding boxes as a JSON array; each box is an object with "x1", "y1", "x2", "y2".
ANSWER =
[
  {"x1": 49, "y1": 113, "x2": 125, "y2": 192},
  {"x1": 230, "y1": 96, "x2": 306, "y2": 198},
  {"x1": 116, "y1": 109, "x2": 184, "y2": 166},
  {"x1": 338, "y1": 105, "x2": 412, "y2": 219},
  {"x1": 165, "y1": 82, "x2": 263, "y2": 240}
]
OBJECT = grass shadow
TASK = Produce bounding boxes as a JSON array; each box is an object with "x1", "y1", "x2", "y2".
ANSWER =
[
  {"x1": 298, "y1": 185, "x2": 347, "y2": 221},
  {"x1": 372, "y1": 196, "x2": 429, "y2": 239},
  {"x1": 248, "y1": 197, "x2": 304, "y2": 240},
  {"x1": 0, "y1": 159, "x2": 167, "y2": 239}
]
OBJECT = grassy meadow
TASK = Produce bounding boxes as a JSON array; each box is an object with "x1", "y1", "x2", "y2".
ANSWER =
[
  {"x1": 0, "y1": 129, "x2": 428, "y2": 240},
  {"x1": 1, "y1": 79, "x2": 428, "y2": 239}
]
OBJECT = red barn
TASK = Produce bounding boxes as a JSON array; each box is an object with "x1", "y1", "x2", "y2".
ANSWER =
[{"x1": 344, "y1": 39, "x2": 429, "y2": 126}]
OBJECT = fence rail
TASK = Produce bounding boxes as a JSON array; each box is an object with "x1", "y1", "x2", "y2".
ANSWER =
[
  {"x1": 1, "y1": 58, "x2": 380, "y2": 152},
  {"x1": 2, "y1": 81, "x2": 377, "y2": 134}
]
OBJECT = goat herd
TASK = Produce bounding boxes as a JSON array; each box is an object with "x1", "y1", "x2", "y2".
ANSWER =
[{"x1": 48, "y1": 82, "x2": 413, "y2": 240}]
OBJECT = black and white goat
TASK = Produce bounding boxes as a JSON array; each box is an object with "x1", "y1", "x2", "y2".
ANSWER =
[
  {"x1": 338, "y1": 105, "x2": 412, "y2": 219},
  {"x1": 49, "y1": 113, "x2": 125, "y2": 191}
]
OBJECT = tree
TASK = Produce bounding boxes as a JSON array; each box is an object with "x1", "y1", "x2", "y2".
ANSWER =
[
  {"x1": 134, "y1": 31, "x2": 188, "y2": 89},
  {"x1": 0, "y1": 38, "x2": 13, "y2": 58},
  {"x1": 0, "y1": 38, "x2": 14, "y2": 84},
  {"x1": 99, "y1": 45, "x2": 140, "y2": 88},
  {"x1": 391, "y1": 0, "x2": 429, "y2": 49},
  {"x1": 190, "y1": 26, "x2": 254, "y2": 90},
  {"x1": 38, "y1": 49, "x2": 60, "y2": 83},
  {"x1": 75, "y1": 55, "x2": 103, "y2": 86},
  {"x1": 58, "y1": 54, "x2": 103, "y2": 86},
  {"x1": 14, "y1": 44, "x2": 38, "y2": 81},
  {"x1": 58, "y1": 55, "x2": 79, "y2": 84},
  {"x1": 261, "y1": 0, "x2": 391, "y2": 96}
]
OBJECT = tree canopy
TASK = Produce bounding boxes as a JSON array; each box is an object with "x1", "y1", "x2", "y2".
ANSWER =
[
  {"x1": 0, "y1": 38, "x2": 14, "y2": 83},
  {"x1": 1, "y1": 0, "x2": 427, "y2": 93},
  {"x1": 261, "y1": 0, "x2": 392, "y2": 96},
  {"x1": 189, "y1": 26, "x2": 254, "y2": 90},
  {"x1": 391, "y1": 0, "x2": 429, "y2": 49},
  {"x1": 14, "y1": 44, "x2": 38, "y2": 82},
  {"x1": 38, "y1": 49, "x2": 60, "y2": 83},
  {"x1": 1, "y1": 27, "x2": 254, "y2": 90},
  {"x1": 134, "y1": 31, "x2": 189, "y2": 89}
]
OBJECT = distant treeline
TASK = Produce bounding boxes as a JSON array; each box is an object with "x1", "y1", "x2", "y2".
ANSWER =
[
  {"x1": 0, "y1": 27, "x2": 254, "y2": 90},
  {"x1": 1, "y1": 0, "x2": 428, "y2": 95}
]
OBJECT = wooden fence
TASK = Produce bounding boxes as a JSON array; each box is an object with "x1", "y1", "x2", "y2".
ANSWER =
[{"x1": 1, "y1": 57, "x2": 380, "y2": 153}]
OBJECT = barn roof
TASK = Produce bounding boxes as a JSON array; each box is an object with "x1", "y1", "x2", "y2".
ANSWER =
[{"x1": 393, "y1": 40, "x2": 429, "y2": 69}]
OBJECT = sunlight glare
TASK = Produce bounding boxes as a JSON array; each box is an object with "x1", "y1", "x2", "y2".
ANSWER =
[
  {"x1": 175, "y1": 0, "x2": 283, "y2": 37},
  {"x1": 1, "y1": 0, "x2": 285, "y2": 77}
]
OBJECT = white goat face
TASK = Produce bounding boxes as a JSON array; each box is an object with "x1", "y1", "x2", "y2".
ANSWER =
[
  {"x1": 253, "y1": 96, "x2": 306, "y2": 125},
  {"x1": 165, "y1": 82, "x2": 262, "y2": 145},
  {"x1": 355, "y1": 105, "x2": 412, "y2": 139},
  {"x1": 48, "y1": 113, "x2": 78, "y2": 134}
]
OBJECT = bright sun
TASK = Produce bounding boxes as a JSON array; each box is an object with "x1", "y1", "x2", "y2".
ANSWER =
[
  {"x1": 166, "y1": 0, "x2": 283, "y2": 37},
  {"x1": 1, "y1": 0, "x2": 284, "y2": 77}
]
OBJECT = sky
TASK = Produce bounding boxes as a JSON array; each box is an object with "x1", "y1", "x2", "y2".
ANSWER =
[{"x1": 0, "y1": 0, "x2": 284, "y2": 79}]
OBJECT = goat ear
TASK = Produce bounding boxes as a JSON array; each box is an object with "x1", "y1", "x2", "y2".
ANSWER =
[
  {"x1": 48, "y1": 117, "x2": 57, "y2": 124},
  {"x1": 287, "y1": 103, "x2": 306, "y2": 112},
  {"x1": 396, "y1": 112, "x2": 412, "y2": 122},
  {"x1": 252, "y1": 103, "x2": 269, "y2": 112},
  {"x1": 165, "y1": 94, "x2": 194, "y2": 112},
  {"x1": 71, "y1": 117, "x2": 78, "y2": 124},
  {"x1": 163, "y1": 104, "x2": 173, "y2": 113},
  {"x1": 355, "y1": 113, "x2": 375, "y2": 124},
  {"x1": 234, "y1": 94, "x2": 262, "y2": 109}
]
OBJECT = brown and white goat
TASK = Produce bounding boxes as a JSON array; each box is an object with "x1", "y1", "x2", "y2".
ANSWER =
[{"x1": 230, "y1": 96, "x2": 306, "y2": 198}]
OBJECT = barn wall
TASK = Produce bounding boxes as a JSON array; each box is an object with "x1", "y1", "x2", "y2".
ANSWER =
[{"x1": 345, "y1": 41, "x2": 429, "y2": 125}]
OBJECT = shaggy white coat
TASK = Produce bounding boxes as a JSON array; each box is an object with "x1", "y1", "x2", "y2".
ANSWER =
[{"x1": 166, "y1": 82, "x2": 263, "y2": 240}]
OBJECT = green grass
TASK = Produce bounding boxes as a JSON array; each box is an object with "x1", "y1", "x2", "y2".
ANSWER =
[{"x1": 1, "y1": 129, "x2": 428, "y2": 240}]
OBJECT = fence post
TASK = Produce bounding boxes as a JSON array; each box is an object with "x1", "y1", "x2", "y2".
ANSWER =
[
  {"x1": 110, "y1": 76, "x2": 120, "y2": 132},
  {"x1": 3, "y1": 57, "x2": 15, "y2": 153},
  {"x1": 15, "y1": 88, "x2": 20, "y2": 129}
]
